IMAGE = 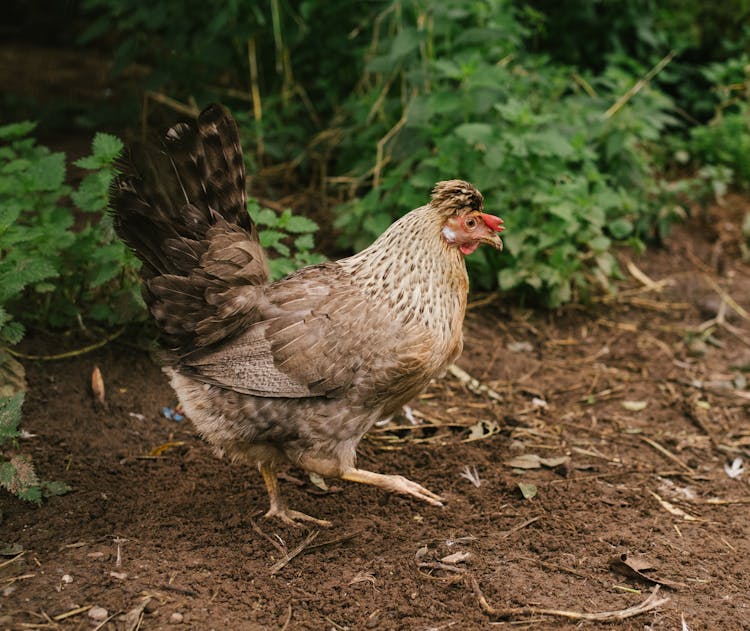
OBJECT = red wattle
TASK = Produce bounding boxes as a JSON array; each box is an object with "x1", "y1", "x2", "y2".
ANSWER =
[{"x1": 481, "y1": 213, "x2": 504, "y2": 232}]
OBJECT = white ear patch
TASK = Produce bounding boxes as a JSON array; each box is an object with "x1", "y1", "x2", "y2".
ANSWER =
[{"x1": 442, "y1": 226, "x2": 457, "y2": 243}]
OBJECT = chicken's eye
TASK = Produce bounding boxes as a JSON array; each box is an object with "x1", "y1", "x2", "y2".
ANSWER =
[{"x1": 464, "y1": 216, "x2": 478, "y2": 230}]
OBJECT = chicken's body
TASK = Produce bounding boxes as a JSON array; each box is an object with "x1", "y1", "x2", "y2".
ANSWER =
[{"x1": 111, "y1": 105, "x2": 503, "y2": 524}]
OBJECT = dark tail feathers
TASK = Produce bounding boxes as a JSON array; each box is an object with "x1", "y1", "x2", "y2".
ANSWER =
[{"x1": 110, "y1": 103, "x2": 254, "y2": 280}]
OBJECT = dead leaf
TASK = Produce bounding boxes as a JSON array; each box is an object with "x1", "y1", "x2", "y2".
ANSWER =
[
  {"x1": 441, "y1": 551, "x2": 471, "y2": 564},
  {"x1": 539, "y1": 455, "x2": 569, "y2": 468},
  {"x1": 506, "y1": 454, "x2": 569, "y2": 469},
  {"x1": 609, "y1": 553, "x2": 685, "y2": 589},
  {"x1": 120, "y1": 597, "x2": 149, "y2": 631},
  {"x1": 464, "y1": 419, "x2": 500, "y2": 442},
  {"x1": 649, "y1": 491, "x2": 700, "y2": 521},
  {"x1": 348, "y1": 571, "x2": 377, "y2": 586},
  {"x1": 91, "y1": 365, "x2": 106, "y2": 406},
  {"x1": 0, "y1": 543, "x2": 23, "y2": 556},
  {"x1": 507, "y1": 341, "x2": 533, "y2": 353},
  {"x1": 147, "y1": 441, "x2": 186, "y2": 457},
  {"x1": 517, "y1": 482, "x2": 537, "y2": 500},
  {"x1": 622, "y1": 400, "x2": 648, "y2": 412},
  {"x1": 506, "y1": 454, "x2": 542, "y2": 469}
]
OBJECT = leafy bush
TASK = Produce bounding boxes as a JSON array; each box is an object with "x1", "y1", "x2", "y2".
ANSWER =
[
  {"x1": 0, "y1": 392, "x2": 70, "y2": 502},
  {"x1": 333, "y1": 0, "x2": 684, "y2": 306},
  {"x1": 0, "y1": 122, "x2": 143, "y2": 346},
  {"x1": 686, "y1": 56, "x2": 750, "y2": 188}
]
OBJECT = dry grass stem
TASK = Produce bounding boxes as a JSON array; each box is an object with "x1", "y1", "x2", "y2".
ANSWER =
[
  {"x1": 249, "y1": 518, "x2": 287, "y2": 555},
  {"x1": 52, "y1": 605, "x2": 92, "y2": 622},
  {"x1": 603, "y1": 50, "x2": 676, "y2": 119},
  {"x1": 469, "y1": 575, "x2": 669, "y2": 621},
  {"x1": 640, "y1": 436, "x2": 694, "y2": 472},
  {"x1": 269, "y1": 530, "x2": 320, "y2": 574},
  {"x1": 498, "y1": 516, "x2": 541, "y2": 539},
  {"x1": 0, "y1": 551, "x2": 25, "y2": 570}
]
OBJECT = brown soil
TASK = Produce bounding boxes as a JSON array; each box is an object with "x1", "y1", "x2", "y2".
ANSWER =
[{"x1": 2, "y1": 196, "x2": 750, "y2": 630}]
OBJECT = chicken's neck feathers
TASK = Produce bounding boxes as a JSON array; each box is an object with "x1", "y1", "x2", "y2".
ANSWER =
[{"x1": 340, "y1": 204, "x2": 468, "y2": 339}]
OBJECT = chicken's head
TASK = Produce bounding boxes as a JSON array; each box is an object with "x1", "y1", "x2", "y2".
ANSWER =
[{"x1": 433, "y1": 180, "x2": 504, "y2": 255}]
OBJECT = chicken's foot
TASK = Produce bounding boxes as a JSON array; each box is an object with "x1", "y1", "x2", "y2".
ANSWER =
[
  {"x1": 260, "y1": 463, "x2": 332, "y2": 527},
  {"x1": 341, "y1": 468, "x2": 444, "y2": 506}
]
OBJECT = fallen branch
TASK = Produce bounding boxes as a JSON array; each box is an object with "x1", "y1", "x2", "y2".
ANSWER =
[{"x1": 468, "y1": 575, "x2": 669, "y2": 621}]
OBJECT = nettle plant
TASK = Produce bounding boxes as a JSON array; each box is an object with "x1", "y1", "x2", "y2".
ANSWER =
[
  {"x1": 0, "y1": 122, "x2": 143, "y2": 343},
  {"x1": 248, "y1": 199, "x2": 325, "y2": 279},
  {"x1": 0, "y1": 123, "x2": 141, "y2": 501},
  {"x1": 334, "y1": 1, "x2": 685, "y2": 306},
  {"x1": 0, "y1": 393, "x2": 70, "y2": 503}
]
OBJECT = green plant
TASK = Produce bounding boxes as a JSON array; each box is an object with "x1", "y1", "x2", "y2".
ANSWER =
[
  {"x1": 333, "y1": 0, "x2": 685, "y2": 306},
  {"x1": 0, "y1": 122, "x2": 143, "y2": 342},
  {"x1": 0, "y1": 392, "x2": 70, "y2": 502},
  {"x1": 687, "y1": 56, "x2": 750, "y2": 188},
  {"x1": 248, "y1": 199, "x2": 325, "y2": 279}
]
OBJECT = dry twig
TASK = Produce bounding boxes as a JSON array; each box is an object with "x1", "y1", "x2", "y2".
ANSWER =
[
  {"x1": 269, "y1": 530, "x2": 320, "y2": 574},
  {"x1": 468, "y1": 575, "x2": 669, "y2": 621}
]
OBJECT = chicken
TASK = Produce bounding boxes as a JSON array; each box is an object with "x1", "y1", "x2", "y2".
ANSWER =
[{"x1": 110, "y1": 104, "x2": 504, "y2": 526}]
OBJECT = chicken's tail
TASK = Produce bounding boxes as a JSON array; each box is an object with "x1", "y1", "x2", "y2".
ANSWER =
[
  {"x1": 110, "y1": 103, "x2": 261, "y2": 279},
  {"x1": 110, "y1": 104, "x2": 268, "y2": 353}
]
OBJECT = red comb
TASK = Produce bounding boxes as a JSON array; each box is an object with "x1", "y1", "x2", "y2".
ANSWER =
[{"x1": 481, "y1": 213, "x2": 504, "y2": 232}]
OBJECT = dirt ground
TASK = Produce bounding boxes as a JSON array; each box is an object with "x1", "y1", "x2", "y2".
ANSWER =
[{"x1": 1, "y1": 192, "x2": 749, "y2": 631}]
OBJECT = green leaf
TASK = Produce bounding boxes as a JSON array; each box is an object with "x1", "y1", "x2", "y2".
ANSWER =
[
  {"x1": 294, "y1": 234, "x2": 315, "y2": 251},
  {"x1": 0, "y1": 455, "x2": 41, "y2": 503},
  {"x1": 41, "y1": 480, "x2": 72, "y2": 498},
  {"x1": 589, "y1": 235, "x2": 611, "y2": 252},
  {"x1": 609, "y1": 218, "x2": 633, "y2": 239},
  {"x1": 27, "y1": 152, "x2": 66, "y2": 192},
  {"x1": 71, "y1": 170, "x2": 112, "y2": 213},
  {"x1": 0, "y1": 121, "x2": 36, "y2": 140},
  {"x1": 284, "y1": 215, "x2": 319, "y2": 234},
  {"x1": 0, "y1": 392, "x2": 24, "y2": 440},
  {"x1": 454, "y1": 123, "x2": 494, "y2": 145},
  {"x1": 388, "y1": 27, "x2": 421, "y2": 62},
  {"x1": 0, "y1": 321, "x2": 25, "y2": 346},
  {"x1": 517, "y1": 482, "x2": 538, "y2": 500},
  {"x1": 259, "y1": 229, "x2": 285, "y2": 248},
  {"x1": 252, "y1": 207, "x2": 279, "y2": 227},
  {"x1": 92, "y1": 132, "x2": 124, "y2": 162}
]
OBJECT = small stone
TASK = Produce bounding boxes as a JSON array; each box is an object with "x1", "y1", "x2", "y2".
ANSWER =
[
  {"x1": 170, "y1": 612, "x2": 184, "y2": 624},
  {"x1": 61, "y1": 574, "x2": 73, "y2": 584},
  {"x1": 144, "y1": 599, "x2": 160, "y2": 614},
  {"x1": 2, "y1": 586, "x2": 16, "y2": 597},
  {"x1": 88, "y1": 606, "x2": 109, "y2": 622},
  {"x1": 109, "y1": 571, "x2": 127, "y2": 580}
]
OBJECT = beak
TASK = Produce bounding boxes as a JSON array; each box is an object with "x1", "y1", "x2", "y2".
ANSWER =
[
  {"x1": 480, "y1": 213, "x2": 504, "y2": 250},
  {"x1": 479, "y1": 232, "x2": 504, "y2": 250}
]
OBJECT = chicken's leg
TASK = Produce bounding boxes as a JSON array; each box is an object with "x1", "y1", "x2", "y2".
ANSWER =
[
  {"x1": 260, "y1": 462, "x2": 332, "y2": 527},
  {"x1": 341, "y1": 468, "x2": 444, "y2": 506}
]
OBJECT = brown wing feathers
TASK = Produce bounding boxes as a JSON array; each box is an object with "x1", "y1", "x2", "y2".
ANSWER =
[{"x1": 110, "y1": 104, "x2": 268, "y2": 353}]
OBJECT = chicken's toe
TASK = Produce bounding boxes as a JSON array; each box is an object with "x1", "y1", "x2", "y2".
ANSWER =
[
  {"x1": 264, "y1": 506, "x2": 332, "y2": 527},
  {"x1": 341, "y1": 468, "x2": 445, "y2": 506}
]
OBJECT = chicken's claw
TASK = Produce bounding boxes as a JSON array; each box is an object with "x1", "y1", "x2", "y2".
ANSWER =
[
  {"x1": 264, "y1": 506, "x2": 332, "y2": 528},
  {"x1": 341, "y1": 468, "x2": 445, "y2": 507}
]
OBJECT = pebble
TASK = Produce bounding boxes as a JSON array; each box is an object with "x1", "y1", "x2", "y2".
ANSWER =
[
  {"x1": 170, "y1": 612, "x2": 184, "y2": 624},
  {"x1": 61, "y1": 574, "x2": 73, "y2": 584},
  {"x1": 88, "y1": 606, "x2": 109, "y2": 622}
]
